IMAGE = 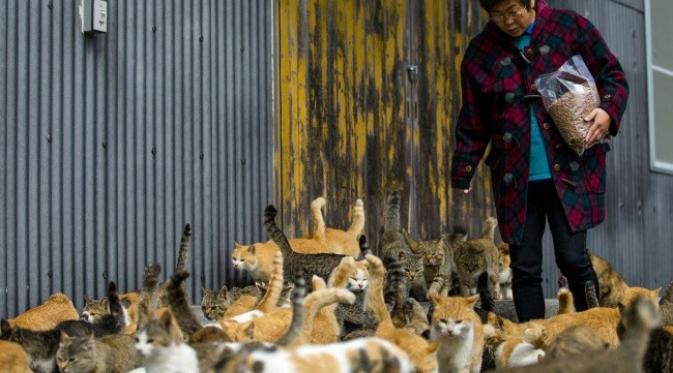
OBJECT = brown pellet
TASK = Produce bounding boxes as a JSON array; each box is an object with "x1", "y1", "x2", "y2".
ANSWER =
[{"x1": 547, "y1": 84, "x2": 599, "y2": 155}]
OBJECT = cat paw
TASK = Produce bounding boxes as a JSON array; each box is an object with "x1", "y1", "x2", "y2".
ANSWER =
[
  {"x1": 364, "y1": 254, "x2": 384, "y2": 274},
  {"x1": 311, "y1": 197, "x2": 327, "y2": 209}
]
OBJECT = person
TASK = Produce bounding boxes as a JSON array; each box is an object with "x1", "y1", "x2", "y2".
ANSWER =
[{"x1": 450, "y1": 0, "x2": 629, "y2": 321}]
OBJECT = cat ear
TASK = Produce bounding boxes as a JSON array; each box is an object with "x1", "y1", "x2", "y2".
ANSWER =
[
  {"x1": 202, "y1": 287, "x2": 210, "y2": 295},
  {"x1": 654, "y1": 287, "x2": 662, "y2": 297},
  {"x1": 426, "y1": 340, "x2": 440, "y2": 353},
  {"x1": 0, "y1": 319, "x2": 10, "y2": 334},
  {"x1": 234, "y1": 241, "x2": 242, "y2": 248},
  {"x1": 248, "y1": 245, "x2": 256, "y2": 254},
  {"x1": 60, "y1": 330, "x2": 71, "y2": 341},
  {"x1": 84, "y1": 331, "x2": 95, "y2": 344},
  {"x1": 244, "y1": 323, "x2": 255, "y2": 340},
  {"x1": 218, "y1": 286, "x2": 229, "y2": 299},
  {"x1": 466, "y1": 295, "x2": 480, "y2": 309},
  {"x1": 84, "y1": 295, "x2": 93, "y2": 304},
  {"x1": 159, "y1": 311, "x2": 173, "y2": 329}
]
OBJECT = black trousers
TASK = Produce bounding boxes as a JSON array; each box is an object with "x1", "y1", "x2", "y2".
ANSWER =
[{"x1": 509, "y1": 180, "x2": 599, "y2": 322}]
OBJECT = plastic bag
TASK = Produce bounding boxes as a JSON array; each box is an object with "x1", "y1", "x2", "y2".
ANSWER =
[{"x1": 535, "y1": 55, "x2": 600, "y2": 155}]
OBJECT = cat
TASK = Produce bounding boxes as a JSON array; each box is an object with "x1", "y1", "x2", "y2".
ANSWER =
[
  {"x1": 591, "y1": 251, "x2": 661, "y2": 308},
  {"x1": 58, "y1": 281, "x2": 126, "y2": 338},
  {"x1": 263, "y1": 205, "x2": 348, "y2": 287},
  {"x1": 1, "y1": 319, "x2": 61, "y2": 373},
  {"x1": 452, "y1": 217, "x2": 501, "y2": 300},
  {"x1": 82, "y1": 292, "x2": 139, "y2": 334},
  {"x1": 365, "y1": 252, "x2": 440, "y2": 373},
  {"x1": 309, "y1": 196, "x2": 366, "y2": 256},
  {"x1": 429, "y1": 293, "x2": 485, "y2": 373},
  {"x1": 209, "y1": 337, "x2": 415, "y2": 373},
  {"x1": 658, "y1": 281, "x2": 673, "y2": 325},
  {"x1": 412, "y1": 234, "x2": 454, "y2": 293},
  {"x1": 328, "y1": 253, "x2": 378, "y2": 339},
  {"x1": 135, "y1": 311, "x2": 200, "y2": 373},
  {"x1": 232, "y1": 198, "x2": 364, "y2": 282},
  {"x1": 56, "y1": 331, "x2": 138, "y2": 373},
  {"x1": 557, "y1": 287, "x2": 576, "y2": 315},
  {"x1": 200, "y1": 285, "x2": 258, "y2": 321},
  {"x1": 256, "y1": 280, "x2": 295, "y2": 308},
  {"x1": 494, "y1": 326, "x2": 546, "y2": 369},
  {"x1": 493, "y1": 296, "x2": 661, "y2": 373},
  {"x1": 543, "y1": 325, "x2": 609, "y2": 361},
  {"x1": 8, "y1": 292, "x2": 79, "y2": 331},
  {"x1": 0, "y1": 340, "x2": 31, "y2": 373},
  {"x1": 643, "y1": 325, "x2": 673, "y2": 373},
  {"x1": 403, "y1": 297, "x2": 431, "y2": 336},
  {"x1": 497, "y1": 243, "x2": 513, "y2": 300}
]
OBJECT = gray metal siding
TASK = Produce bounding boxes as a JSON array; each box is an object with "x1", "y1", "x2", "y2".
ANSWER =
[
  {"x1": 542, "y1": 0, "x2": 672, "y2": 295},
  {"x1": 1, "y1": 0, "x2": 274, "y2": 317}
]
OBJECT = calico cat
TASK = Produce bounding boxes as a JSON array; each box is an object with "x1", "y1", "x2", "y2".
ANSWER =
[
  {"x1": 263, "y1": 205, "x2": 347, "y2": 287},
  {"x1": 452, "y1": 217, "x2": 501, "y2": 300},
  {"x1": 82, "y1": 292, "x2": 139, "y2": 334},
  {"x1": 328, "y1": 255, "x2": 378, "y2": 339},
  {"x1": 56, "y1": 331, "x2": 138, "y2": 373},
  {"x1": 0, "y1": 340, "x2": 31, "y2": 373},
  {"x1": 232, "y1": 199, "x2": 364, "y2": 282},
  {"x1": 429, "y1": 293, "x2": 486, "y2": 373},
  {"x1": 212, "y1": 337, "x2": 415, "y2": 373},
  {"x1": 365, "y1": 252, "x2": 440, "y2": 373},
  {"x1": 591, "y1": 251, "x2": 661, "y2": 308},
  {"x1": 494, "y1": 296, "x2": 661, "y2": 373},
  {"x1": 58, "y1": 281, "x2": 125, "y2": 338},
  {"x1": 0, "y1": 319, "x2": 61, "y2": 373},
  {"x1": 8, "y1": 293, "x2": 79, "y2": 331}
]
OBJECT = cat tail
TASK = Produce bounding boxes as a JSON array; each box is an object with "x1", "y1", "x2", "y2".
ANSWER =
[
  {"x1": 310, "y1": 197, "x2": 327, "y2": 241},
  {"x1": 138, "y1": 263, "x2": 162, "y2": 329},
  {"x1": 256, "y1": 250, "x2": 284, "y2": 313},
  {"x1": 294, "y1": 277, "x2": 356, "y2": 346},
  {"x1": 364, "y1": 254, "x2": 396, "y2": 334},
  {"x1": 264, "y1": 205, "x2": 294, "y2": 261},
  {"x1": 383, "y1": 190, "x2": 402, "y2": 233},
  {"x1": 175, "y1": 224, "x2": 192, "y2": 273},
  {"x1": 347, "y1": 198, "x2": 366, "y2": 237},
  {"x1": 480, "y1": 217, "x2": 498, "y2": 242},
  {"x1": 275, "y1": 276, "x2": 307, "y2": 346},
  {"x1": 166, "y1": 270, "x2": 203, "y2": 337},
  {"x1": 106, "y1": 281, "x2": 126, "y2": 333},
  {"x1": 585, "y1": 280, "x2": 600, "y2": 309},
  {"x1": 478, "y1": 271, "x2": 495, "y2": 313},
  {"x1": 557, "y1": 288, "x2": 576, "y2": 314}
]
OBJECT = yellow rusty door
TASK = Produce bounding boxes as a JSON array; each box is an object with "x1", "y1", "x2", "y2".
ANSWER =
[{"x1": 276, "y1": 0, "x2": 494, "y2": 245}]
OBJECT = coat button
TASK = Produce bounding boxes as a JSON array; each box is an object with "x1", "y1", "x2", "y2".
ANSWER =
[
  {"x1": 503, "y1": 132, "x2": 513, "y2": 142},
  {"x1": 543, "y1": 122, "x2": 550, "y2": 130},
  {"x1": 603, "y1": 93, "x2": 612, "y2": 100},
  {"x1": 465, "y1": 165, "x2": 473, "y2": 173},
  {"x1": 539, "y1": 45, "x2": 551, "y2": 55},
  {"x1": 569, "y1": 161, "x2": 580, "y2": 171},
  {"x1": 504, "y1": 92, "x2": 516, "y2": 103},
  {"x1": 500, "y1": 57, "x2": 512, "y2": 66},
  {"x1": 526, "y1": 48, "x2": 534, "y2": 58},
  {"x1": 503, "y1": 173, "x2": 514, "y2": 185},
  {"x1": 553, "y1": 164, "x2": 561, "y2": 172},
  {"x1": 555, "y1": 143, "x2": 562, "y2": 149}
]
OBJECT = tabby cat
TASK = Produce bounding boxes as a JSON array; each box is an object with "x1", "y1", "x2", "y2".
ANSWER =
[
  {"x1": 659, "y1": 281, "x2": 673, "y2": 325},
  {"x1": 82, "y1": 292, "x2": 139, "y2": 334},
  {"x1": 643, "y1": 325, "x2": 673, "y2": 373},
  {"x1": 591, "y1": 251, "x2": 661, "y2": 308},
  {"x1": 495, "y1": 296, "x2": 660, "y2": 373},
  {"x1": 8, "y1": 293, "x2": 79, "y2": 331},
  {"x1": 412, "y1": 234, "x2": 454, "y2": 293},
  {"x1": 200, "y1": 285, "x2": 257, "y2": 321},
  {"x1": 452, "y1": 217, "x2": 501, "y2": 300},
  {"x1": 58, "y1": 282, "x2": 125, "y2": 338},
  {"x1": 0, "y1": 319, "x2": 61, "y2": 373},
  {"x1": 56, "y1": 332, "x2": 138, "y2": 373},
  {"x1": 429, "y1": 293, "x2": 486, "y2": 373},
  {"x1": 232, "y1": 198, "x2": 364, "y2": 282},
  {"x1": 365, "y1": 252, "x2": 440, "y2": 373},
  {"x1": 263, "y1": 205, "x2": 348, "y2": 287},
  {"x1": 0, "y1": 340, "x2": 31, "y2": 373}
]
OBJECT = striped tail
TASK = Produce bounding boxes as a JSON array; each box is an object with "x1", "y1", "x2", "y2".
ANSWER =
[{"x1": 175, "y1": 224, "x2": 192, "y2": 273}]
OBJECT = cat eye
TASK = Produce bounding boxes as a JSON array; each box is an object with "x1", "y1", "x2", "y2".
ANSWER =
[
  {"x1": 147, "y1": 338, "x2": 154, "y2": 343},
  {"x1": 455, "y1": 320, "x2": 463, "y2": 324},
  {"x1": 134, "y1": 337, "x2": 139, "y2": 342},
  {"x1": 440, "y1": 318, "x2": 448, "y2": 323}
]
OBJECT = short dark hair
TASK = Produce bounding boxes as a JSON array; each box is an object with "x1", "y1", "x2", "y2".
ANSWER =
[{"x1": 479, "y1": 0, "x2": 532, "y2": 12}]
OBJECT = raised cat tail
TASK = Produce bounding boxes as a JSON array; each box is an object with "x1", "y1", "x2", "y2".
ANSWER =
[
  {"x1": 175, "y1": 223, "x2": 192, "y2": 273},
  {"x1": 310, "y1": 197, "x2": 327, "y2": 241},
  {"x1": 256, "y1": 250, "x2": 284, "y2": 313},
  {"x1": 166, "y1": 270, "x2": 203, "y2": 337},
  {"x1": 480, "y1": 217, "x2": 498, "y2": 242},
  {"x1": 557, "y1": 288, "x2": 576, "y2": 314},
  {"x1": 348, "y1": 198, "x2": 366, "y2": 237},
  {"x1": 264, "y1": 205, "x2": 295, "y2": 262},
  {"x1": 364, "y1": 254, "x2": 395, "y2": 333},
  {"x1": 383, "y1": 190, "x2": 402, "y2": 233},
  {"x1": 275, "y1": 276, "x2": 307, "y2": 346},
  {"x1": 585, "y1": 280, "x2": 599, "y2": 309},
  {"x1": 106, "y1": 281, "x2": 126, "y2": 333},
  {"x1": 138, "y1": 263, "x2": 162, "y2": 329}
]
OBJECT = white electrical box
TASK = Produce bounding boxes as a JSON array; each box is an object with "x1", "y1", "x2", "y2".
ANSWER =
[{"x1": 81, "y1": 0, "x2": 108, "y2": 35}]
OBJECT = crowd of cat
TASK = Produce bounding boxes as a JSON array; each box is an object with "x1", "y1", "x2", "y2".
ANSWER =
[{"x1": 0, "y1": 190, "x2": 671, "y2": 372}]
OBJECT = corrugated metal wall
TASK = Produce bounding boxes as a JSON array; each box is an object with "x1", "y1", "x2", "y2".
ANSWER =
[{"x1": 0, "y1": 0, "x2": 274, "y2": 317}]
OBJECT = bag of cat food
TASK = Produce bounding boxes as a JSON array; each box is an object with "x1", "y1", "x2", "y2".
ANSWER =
[{"x1": 535, "y1": 55, "x2": 600, "y2": 156}]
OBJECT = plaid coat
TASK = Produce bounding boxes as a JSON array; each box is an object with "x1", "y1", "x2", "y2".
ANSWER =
[{"x1": 450, "y1": 0, "x2": 629, "y2": 244}]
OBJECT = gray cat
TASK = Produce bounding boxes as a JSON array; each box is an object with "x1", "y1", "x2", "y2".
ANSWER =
[{"x1": 56, "y1": 332, "x2": 138, "y2": 373}]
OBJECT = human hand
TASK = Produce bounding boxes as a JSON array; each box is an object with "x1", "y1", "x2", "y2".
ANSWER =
[
  {"x1": 584, "y1": 108, "x2": 611, "y2": 147},
  {"x1": 463, "y1": 188, "x2": 472, "y2": 194}
]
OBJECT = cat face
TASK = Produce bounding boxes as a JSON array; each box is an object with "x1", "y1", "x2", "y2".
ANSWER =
[
  {"x1": 134, "y1": 312, "x2": 180, "y2": 357},
  {"x1": 56, "y1": 333, "x2": 97, "y2": 373},
  {"x1": 81, "y1": 296, "x2": 108, "y2": 323},
  {"x1": 329, "y1": 256, "x2": 370, "y2": 292},
  {"x1": 201, "y1": 286, "x2": 229, "y2": 321},
  {"x1": 232, "y1": 243, "x2": 259, "y2": 271},
  {"x1": 347, "y1": 267, "x2": 369, "y2": 292},
  {"x1": 430, "y1": 294, "x2": 479, "y2": 339},
  {"x1": 399, "y1": 252, "x2": 425, "y2": 282}
]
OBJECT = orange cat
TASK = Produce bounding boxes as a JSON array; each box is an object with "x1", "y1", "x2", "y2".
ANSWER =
[
  {"x1": 0, "y1": 340, "x2": 31, "y2": 373},
  {"x1": 8, "y1": 293, "x2": 79, "y2": 331},
  {"x1": 232, "y1": 198, "x2": 364, "y2": 282},
  {"x1": 430, "y1": 293, "x2": 486, "y2": 373},
  {"x1": 365, "y1": 253, "x2": 440, "y2": 373}
]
